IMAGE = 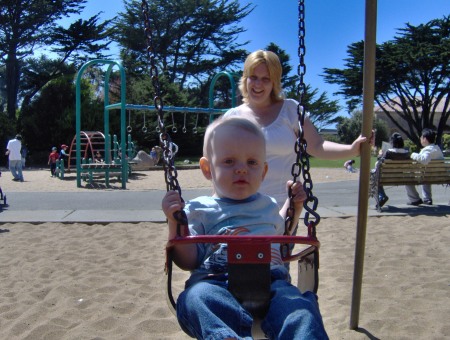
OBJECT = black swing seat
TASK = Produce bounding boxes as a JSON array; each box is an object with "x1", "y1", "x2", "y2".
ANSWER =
[{"x1": 165, "y1": 234, "x2": 320, "y2": 336}]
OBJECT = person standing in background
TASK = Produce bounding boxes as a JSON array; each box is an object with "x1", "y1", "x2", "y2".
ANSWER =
[{"x1": 5, "y1": 134, "x2": 24, "y2": 182}]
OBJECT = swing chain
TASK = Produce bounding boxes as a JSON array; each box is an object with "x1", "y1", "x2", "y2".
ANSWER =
[
  {"x1": 141, "y1": 0, "x2": 188, "y2": 230},
  {"x1": 285, "y1": 0, "x2": 320, "y2": 237}
]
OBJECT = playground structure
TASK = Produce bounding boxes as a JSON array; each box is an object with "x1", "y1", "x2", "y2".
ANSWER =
[
  {"x1": 55, "y1": 131, "x2": 136, "y2": 180},
  {"x1": 75, "y1": 60, "x2": 129, "y2": 188},
  {"x1": 75, "y1": 60, "x2": 237, "y2": 188}
]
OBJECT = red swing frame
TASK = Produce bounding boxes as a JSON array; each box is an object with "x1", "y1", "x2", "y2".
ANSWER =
[{"x1": 165, "y1": 232, "x2": 320, "y2": 318}]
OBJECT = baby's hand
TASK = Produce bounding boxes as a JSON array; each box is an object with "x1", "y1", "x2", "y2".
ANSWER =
[
  {"x1": 287, "y1": 180, "x2": 306, "y2": 208},
  {"x1": 162, "y1": 190, "x2": 185, "y2": 223}
]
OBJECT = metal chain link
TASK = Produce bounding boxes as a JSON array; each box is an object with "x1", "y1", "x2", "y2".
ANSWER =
[
  {"x1": 141, "y1": 0, "x2": 187, "y2": 229},
  {"x1": 285, "y1": 0, "x2": 320, "y2": 239}
]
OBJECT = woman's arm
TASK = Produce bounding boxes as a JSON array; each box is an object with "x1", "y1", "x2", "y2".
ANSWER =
[{"x1": 303, "y1": 116, "x2": 368, "y2": 160}]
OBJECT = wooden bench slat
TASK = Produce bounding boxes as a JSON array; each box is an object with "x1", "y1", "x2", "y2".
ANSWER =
[
  {"x1": 380, "y1": 171, "x2": 450, "y2": 176},
  {"x1": 381, "y1": 179, "x2": 450, "y2": 185}
]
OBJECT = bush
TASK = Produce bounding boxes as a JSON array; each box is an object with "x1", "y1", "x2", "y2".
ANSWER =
[
  {"x1": 321, "y1": 134, "x2": 341, "y2": 143},
  {"x1": 404, "y1": 139, "x2": 419, "y2": 153},
  {"x1": 442, "y1": 133, "x2": 450, "y2": 151}
]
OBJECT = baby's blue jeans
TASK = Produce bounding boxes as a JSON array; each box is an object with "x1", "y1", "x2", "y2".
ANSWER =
[{"x1": 176, "y1": 272, "x2": 328, "y2": 339}]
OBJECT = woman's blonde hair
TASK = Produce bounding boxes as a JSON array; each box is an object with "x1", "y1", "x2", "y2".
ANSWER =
[{"x1": 238, "y1": 50, "x2": 285, "y2": 104}]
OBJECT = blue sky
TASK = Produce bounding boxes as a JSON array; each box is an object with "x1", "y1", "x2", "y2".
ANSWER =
[{"x1": 73, "y1": 0, "x2": 448, "y2": 119}]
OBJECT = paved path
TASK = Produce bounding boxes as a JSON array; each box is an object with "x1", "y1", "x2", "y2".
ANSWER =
[{"x1": 0, "y1": 181, "x2": 448, "y2": 223}]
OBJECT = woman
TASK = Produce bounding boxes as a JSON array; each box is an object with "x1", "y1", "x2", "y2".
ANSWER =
[
  {"x1": 225, "y1": 50, "x2": 368, "y2": 207},
  {"x1": 375, "y1": 132, "x2": 410, "y2": 208}
]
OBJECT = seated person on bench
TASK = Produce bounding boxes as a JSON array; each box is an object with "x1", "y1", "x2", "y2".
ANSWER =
[
  {"x1": 375, "y1": 132, "x2": 410, "y2": 208},
  {"x1": 162, "y1": 116, "x2": 328, "y2": 339},
  {"x1": 405, "y1": 128, "x2": 444, "y2": 206}
]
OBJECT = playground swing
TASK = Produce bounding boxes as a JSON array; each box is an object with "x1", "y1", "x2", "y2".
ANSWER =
[
  {"x1": 142, "y1": 0, "x2": 322, "y2": 336},
  {"x1": 182, "y1": 112, "x2": 187, "y2": 133},
  {"x1": 192, "y1": 113, "x2": 199, "y2": 134},
  {"x1": 171, "y1": 112, "x2": 178, "y2": 133},
  {"x1": 142, "y1": 111, "x2": 148, "y2": 133},
  {"x1": 155, "y1": 116, "x2": 161, "y2": 133},
  {"x1": 127, "y1": 110, "x2": 132, "y2": 133}
]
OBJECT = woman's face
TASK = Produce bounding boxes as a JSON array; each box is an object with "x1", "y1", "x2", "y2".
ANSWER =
[{"x1": 246, "y1": 63, "x2": 273, "y2": 107}]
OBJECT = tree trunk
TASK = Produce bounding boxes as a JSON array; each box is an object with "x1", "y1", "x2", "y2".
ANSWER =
[{"x1": 6, "y1": 53, "x2": 20, "y2": 121}]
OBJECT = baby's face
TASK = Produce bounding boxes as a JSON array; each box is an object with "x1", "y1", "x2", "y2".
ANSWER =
[{"x1": 207, "y1": 125, "x2": 267, "y2": 200}]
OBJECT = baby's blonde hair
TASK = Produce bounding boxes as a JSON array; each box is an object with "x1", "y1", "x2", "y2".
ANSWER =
[
  {"x1": 239, "y1": 50, "x2": 285, "y2": 104},
  {"x1": 203, "y1": 115, "x2": 266, "y2": 158}
]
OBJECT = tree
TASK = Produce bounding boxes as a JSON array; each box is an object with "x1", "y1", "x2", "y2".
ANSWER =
[
  {"x1": 20, "y1": 14, "x2": 113, "y2": 109},
  {"x1": 109, "y1": 0, "x2": 255, "y2": 156},
  {"x1": 1, "y1": 0, "x2": 83, "y2": 119},
  {"x1": 0, "y1": 63, "x2": 6, "y2": 112},
  {"x1": 20, "y1": 74, "x2": 104, "y2": 163},
  {"x1": 265, "y1": 42, "x2": 297, "y2": 91},
  {"x1": 113, "y1": 0, "x2": 254, "y2": 101},
  {"x1": 266, "y1": 43, "x2": 341, "y2": 130},
  {"x1": 323, "y1": 16, "x2": 450, "y2": 148},
  {"x1": 301, "y1": 85, "x2": 342, "y2": 131},
  {"x1": 336, "y1": 110, "x2": 388, "y2": 148},
  {"x1": 0, "y1": 0, "x2": 113, "y2": 120}
]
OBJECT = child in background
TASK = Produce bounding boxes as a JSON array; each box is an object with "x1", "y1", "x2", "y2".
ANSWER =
[
  {"x1": 48, "y1": 147, "x2": 59, "y2": 177},
  {"x1": 344, "y1": 159, "x2": 356, "y2": 173},
  {"x1": 149, "y1": 147, "x2": 158, "y2": 161},
  {"x1": 94, "y1": 151, "x2": 103, "y2": 163},
  {"x1": 162, "y1": 116, "x2": 328, "y2": 339},
  {"x1": 59, "y1": 144, "x2": 69, "y2": 162}
]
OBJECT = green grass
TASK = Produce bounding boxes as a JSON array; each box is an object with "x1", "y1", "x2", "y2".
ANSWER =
[
  {"x1": 175, "y1": 156, "x2": 378, "y2": 168},
  {"x1": 174, "y1": 156, "x2": 201, "y2": 166},
  {"x1": 309, "y1": 156, "x2": 378, "y2": 169}
]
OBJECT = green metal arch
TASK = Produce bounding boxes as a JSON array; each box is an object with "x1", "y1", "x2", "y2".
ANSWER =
[
  {"x1": 208, "y1": 71, "x2": 238, "y2": 123},
  {"x1": 75, "y1": 59, "x2": 127, "y2": 188}
]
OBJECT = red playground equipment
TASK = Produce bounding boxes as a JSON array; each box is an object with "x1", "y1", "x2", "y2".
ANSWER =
[{"x1": 67, "y1": 131, "x2": 106, "y2": 172}]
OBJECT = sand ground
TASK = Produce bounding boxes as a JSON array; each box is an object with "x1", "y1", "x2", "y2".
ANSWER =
[{"x1": 0, "y1": 167, "x2": 449, "y2": 339}]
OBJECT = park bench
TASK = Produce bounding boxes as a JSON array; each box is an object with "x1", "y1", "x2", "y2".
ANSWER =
[{"x1": 370, "y1": 159, "x2": 450, "y2": 212}]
